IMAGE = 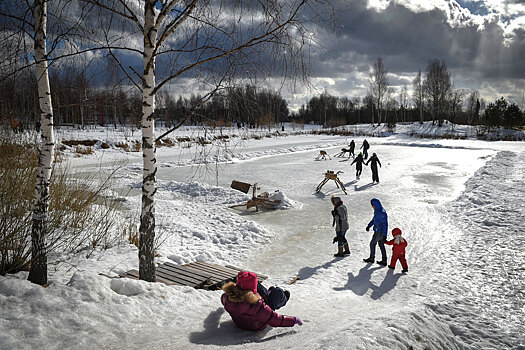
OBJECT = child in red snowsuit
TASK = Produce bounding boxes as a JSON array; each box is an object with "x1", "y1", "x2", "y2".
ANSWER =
[{"x1": 385, "y1": 228, "x2": 408, "y2": 273}]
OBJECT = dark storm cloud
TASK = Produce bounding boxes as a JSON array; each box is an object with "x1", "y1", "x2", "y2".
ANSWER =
[{"x1": 306, "y1": 0, "x2": 525, "y2": 92}]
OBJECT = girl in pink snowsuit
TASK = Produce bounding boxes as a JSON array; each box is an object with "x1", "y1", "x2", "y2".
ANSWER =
[{"x1": 385, "y1": 228, "x2": 408, "y2": 273}]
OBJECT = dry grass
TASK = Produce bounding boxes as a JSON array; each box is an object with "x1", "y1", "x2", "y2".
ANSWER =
[{"x1": 74, "y1": 146, "x2": 93, "y2": 155}]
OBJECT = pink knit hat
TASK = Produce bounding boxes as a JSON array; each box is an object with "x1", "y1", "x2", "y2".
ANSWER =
[{"x1": 237, "y1": 271, "x2": 258, "y2": 293}]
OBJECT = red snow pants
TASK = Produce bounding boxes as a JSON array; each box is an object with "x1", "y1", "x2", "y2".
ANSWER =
[{"x1": 390, "y1": 252, "x2": 408, "y2": 269}]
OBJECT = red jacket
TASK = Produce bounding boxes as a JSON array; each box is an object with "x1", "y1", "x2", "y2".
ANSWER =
[
  {"x1": 385, "y1": 235, "x2": 407, "y2": 255},
  {"x1": 221, "y1": 283, "x2": 295, "y2": 331}
]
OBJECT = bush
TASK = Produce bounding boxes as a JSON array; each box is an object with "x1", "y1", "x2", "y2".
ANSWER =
[{"x1": 0, "y1": 138, "x2": 125, "y2": 275}]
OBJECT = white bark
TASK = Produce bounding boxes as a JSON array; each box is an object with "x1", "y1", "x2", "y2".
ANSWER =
[
  {"x1": 28, "y1": 0, "x2": 55, "y2": 285},
  {"x1": 139, "y1": 0, "x2": 157, "y2": 282}
]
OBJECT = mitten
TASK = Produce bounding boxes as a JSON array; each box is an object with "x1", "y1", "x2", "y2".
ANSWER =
[
  {"x1": 331, "y1": 210, "x2": 337, "y2": 217},
  {"x1": 294, "y1": 317, "x2": 303, "y2": 326},
  {"x1": 366, "y1": 225, "x2": 371, "y2": 232},
  {"x1": 332, "y1": 236, "x2": 338, "y2": 244}
]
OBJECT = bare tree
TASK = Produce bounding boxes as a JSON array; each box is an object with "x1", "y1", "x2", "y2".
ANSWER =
[
  {"x1": 398, "y1": 83, "x2": 408, "y2": 123},
  {"x1": 369, "y1": 57, "x2": 389, "y2": 125},
  {"x1": 412, "y1": 69, "x2": 424, "y2": 124},
  {"x1": 466, "y1": 90, "x2": 480, "y2": 125},
  {"x1": 423, "y1": 59, "x2": 451, "y2": 126},
  {"x1": 448, "y1": 87, "x2": 464, "y2": 126}
]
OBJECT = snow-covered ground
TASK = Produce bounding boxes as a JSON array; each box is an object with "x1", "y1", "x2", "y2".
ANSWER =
[{"x1": 1, "y1": 122, "x2": 524, "y2": 350}]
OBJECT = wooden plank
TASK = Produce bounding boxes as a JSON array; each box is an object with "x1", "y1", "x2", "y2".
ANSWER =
[
  {"x1": 188, "y1": 262, "x2": 237, "y2": 280},
  {"x1": 162, "y1": 263, "x2": 223, "y2": 285},
  {"x1": 194, "y1": 261, "x2": 240, "y2": 275},
  {"x1": 231, "y1": 180, "x2": 251, "y2": 194},
  {"x1": 156, "y1": 265, "x2": 208, "y2": 286},
  {"x1": 188, "y1": 261, "x2": 237, "y2": 278},
  {"x1": 155, "y1": 269, "x2": 198, "y2": 287}
]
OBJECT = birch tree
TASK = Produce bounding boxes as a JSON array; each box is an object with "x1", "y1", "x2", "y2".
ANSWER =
[
  {"x1": 423, "y1": 59, "x2": 451, "y2": 126},
  {"x1": 84, "y1": 0, "x2": 320, "y2": 281},
  {"x1": 28, "y1": 0, "x2": 55, "y2": 285}
]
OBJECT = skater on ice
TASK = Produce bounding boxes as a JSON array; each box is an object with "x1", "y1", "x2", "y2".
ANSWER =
[
  {"x1": 331, "y1": 196, "x2": 350, "y2": 257},
  {"x1": 349, "y1": 140, "x2": 356, "y2": 158},
  {"x1": 365, "y1": 152, "x2": 382, "y2": 183},
  {"x1": 221, "y1": 271, "x2": 303, "y2": 331},
  {"x1": 351, "y1": 152, "x2": 366, "y2": 180},
  {"x1": 385, "y1": 228, "x2": 408, "y2": 273},
  {"x1": 360, "y1": 139, "x2": 370, "y2": 159},
  {"x1": 363, "y1": 198, "x2": 388, "y2": 266}
]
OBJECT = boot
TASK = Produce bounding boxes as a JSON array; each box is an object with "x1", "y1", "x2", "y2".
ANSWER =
[
  {"x1": 402, "y1": 268, "x2": 408, "y2": 273},
  {"x1": 343, "y1": 243, "x2": 350, "y2": 255},
  {"x1": 363, "y1": 257, "x2": 374, "y2": 263},
  {"x1": 376, "y1": 260, "x2": 387, "y2": 266},
  {"x1": 334, "y1": 246, "x2": 345, "y2": 257}
]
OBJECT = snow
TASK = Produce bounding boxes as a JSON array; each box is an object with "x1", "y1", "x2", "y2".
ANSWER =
[{"x1": 1, "y1": 122, "x2": 524, "y2": 350}]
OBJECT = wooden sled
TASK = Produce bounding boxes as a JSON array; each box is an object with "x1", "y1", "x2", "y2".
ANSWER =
[
  {"x1": 230, "y1": 181, "x2": 281, "y2": 212},
  {"x1": 333, "y1": 148, "x2": 352, "y2": 158},
  {"x1": 316, "y1": 170, "x2": 347, "y2": 194}
]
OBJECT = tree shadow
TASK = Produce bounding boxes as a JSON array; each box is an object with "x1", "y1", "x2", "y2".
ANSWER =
[
  {"x1": 354, "y1": 182, "x2": 377, "y2": 191},
  {"x1": 189, "y1": 307, "x2": 296, "y2": 345},
  {"x1": 295, "y1": 258, "x2": 341, "y2": 282},
  {"x1": 333, "y1": 263, "x2": 382, "y2": 296},
  {"x1": 370, "y1": 268, "x2": 404, "y2": 300}
]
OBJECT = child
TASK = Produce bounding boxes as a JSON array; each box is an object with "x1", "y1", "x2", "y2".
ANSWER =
[
  {"x1": 331, "y1": 196, "x2": 350, "y2": 257},
  {"x1": 385, "y1": 228, "x2": 408, "y2": 273},
  {"x1": 221, "y1": 271, "x2": 303, "y2": 331}
]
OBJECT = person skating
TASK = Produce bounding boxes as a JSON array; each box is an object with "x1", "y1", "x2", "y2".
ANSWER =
[
  {"x1": 221, "y1": 271, "x2": 303, "y2": 331},
  {"x1": 350, "y1": 152, "x2": 366, "y2": 180},
  {"x1": 363, "y1": 198, "x2": 388, "y2": 266},
  {"x1": 331, "y1": 196, "x2": 350, "y2": 257},
  {"x1": 349, "y1": 140, "x2": 356, "y2": 158},
  {"x1": 365, "y1": 152, "x2": 382, "y2": 183},
  {"x1": 385, "y1": 228, "x2": 408, "y2": 273},
  {"x1": 360, "y1": 139, "x2": 370, "y2": 159}
]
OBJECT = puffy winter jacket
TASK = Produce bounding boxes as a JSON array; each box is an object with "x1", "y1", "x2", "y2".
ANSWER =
[
  {"x1": 368, "y1": 198, "x2": 388, "y2": 237},
  {"x1": 221, "y1": 282, "x2": 296, "y2": 331},
  {"x1": 331, "y1": 197, "x2": 349, "y2": 232}
]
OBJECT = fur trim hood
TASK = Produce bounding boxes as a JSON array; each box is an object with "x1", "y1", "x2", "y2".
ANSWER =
[{"x1": 222, "y1": 282, "x2": 261, "y2": 304}]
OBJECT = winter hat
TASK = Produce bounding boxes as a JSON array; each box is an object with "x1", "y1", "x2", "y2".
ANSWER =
[
  {"x1": 392, "y1": 228, "x2": 405, "y2": 244},
  {"x1": 237, "y1": 271, "x2": 258, "y2": 293},
  {"x1": 373, "y1": 153, "x2": 377, "y2": 156},
  {"x1": 330, "y1": 196, "x2": 342, "y2": 206},
  {"x1": 392, "y1": 228, "x2": 402, "y2": 236}
]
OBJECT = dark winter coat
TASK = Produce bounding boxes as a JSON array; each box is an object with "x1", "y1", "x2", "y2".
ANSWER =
[
  {"x1": 351, "y1": 154, "x2": 366, "y2": 170},
  {"x1": 221, "y1": 282, "x2": 295, "y2": 331},
  {"x1": 366, "y1": 155, "x2": 381, "y2": 172},
  {"x1": 368, "y1": 198, "x2": 388, "y2": 237},
  {"x1": 331, "y1": 197, "x2": 349, "y2": 232},
  {"x1": 349, "y1": 141, "x2": 355, "y2": 153},
  {"x1": 361, "y1": 140, "x2": 370, "y2": 150}
]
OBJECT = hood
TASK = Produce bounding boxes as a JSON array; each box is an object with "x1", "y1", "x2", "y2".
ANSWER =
[
  {"x1": 222, "y1": 282, "x2": 260, "y2": 304},
  {"x1": 392, "y1": 227, "x2": 402, "y2": 236},
  {"x1": 331, "y1": 196, "x2": 342, "y2": 206},
  {"x1": 371, "y1": 198, "x2": 383, "y2": 211}
]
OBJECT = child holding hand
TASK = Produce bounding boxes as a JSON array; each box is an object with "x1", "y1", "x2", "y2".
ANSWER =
[{"x1": 385, "y1": 228, "x2": 408, "y2": 273}]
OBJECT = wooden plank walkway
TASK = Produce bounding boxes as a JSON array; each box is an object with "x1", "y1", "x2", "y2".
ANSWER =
[{"x1": 120, "y1": 261, "x2": 267, "y2": 290}]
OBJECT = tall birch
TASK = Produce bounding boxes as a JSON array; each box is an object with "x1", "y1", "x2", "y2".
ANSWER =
[{"x1": 28, "y1": 0, "x2": 55, "y2": 285}]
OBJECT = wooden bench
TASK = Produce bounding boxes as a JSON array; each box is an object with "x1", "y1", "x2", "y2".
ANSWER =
[{"x1": 120, "y1": 261, "x2": 267, "y2": 290}]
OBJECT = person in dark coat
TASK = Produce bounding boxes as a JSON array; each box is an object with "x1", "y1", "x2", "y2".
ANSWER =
[
  {"x1": 350, "y1": 152, "x2": 366, "y2": 180},
  {"x1": 349, "y1": 140, "x2": 355, "y2": 158},
  {"x1": 221, "y1": 271, "x2": 302, "y2": 331},
  {"x1": 365, "y1": 152, "x2": 382, "y2": 183},
  {"x1": 360, "y1": 139, "x2": 370, "y2": 159},
  {"x1": 363, "y1": 198, "x2": 388, "y2": 266},
  {"x1": 331, "y1": 196, "x2": 350, "y2": 257}
]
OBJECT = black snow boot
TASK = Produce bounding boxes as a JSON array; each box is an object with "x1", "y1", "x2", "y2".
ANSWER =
[
  {"x1": 402, "y1": 268, "x2": 408, "y2": 273},
  {"x1": 388, "y1": 265, "x2": 395, "y2": 269},
  {"x1": 363, "y1": 258, "x2": 374, "y2": 263},
  {"x1": 284, "y1": 290, "x2": 291, "y2": 301},
  {"x1": 376, "y1": 260, "x2": 387, "y2": 266}
]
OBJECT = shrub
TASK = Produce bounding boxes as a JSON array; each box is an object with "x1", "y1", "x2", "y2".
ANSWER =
[{"x1": 0, "y1": 138, "x2": 125, "y2": 275}]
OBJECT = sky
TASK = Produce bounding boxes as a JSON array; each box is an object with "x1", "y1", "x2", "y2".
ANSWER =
[{"x1": 285, "y1": 0, "x2": 525, "y2": 110}]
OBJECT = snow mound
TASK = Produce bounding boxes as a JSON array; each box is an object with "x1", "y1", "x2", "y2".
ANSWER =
[
  {"x1": 156, "y1": 180, "x2": 248, "y2": 205},
  {"x1": 268, "y1": 190, "x2": 301, "y2": 210},
  {"x1": 110, "y1": 278, "x2": 146, "y2": 297}
]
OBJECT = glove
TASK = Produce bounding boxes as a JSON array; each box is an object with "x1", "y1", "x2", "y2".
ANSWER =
[
  {"x1": 294, "y1": 317, "x2": 303, "y2": 326},
  {"x1": 332, "y1": 236, "x2": 338, "y2": 244},
  {"x1": 331, "y1": 210, "x2": 337, "y2": 217},
  {"x1": 366, "y1": 225, "x2": 371, "y2": 232}
]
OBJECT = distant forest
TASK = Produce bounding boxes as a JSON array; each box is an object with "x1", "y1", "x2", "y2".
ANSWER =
[{"x1": 1, "y1": 63, "x2": 523, "y2": 132}]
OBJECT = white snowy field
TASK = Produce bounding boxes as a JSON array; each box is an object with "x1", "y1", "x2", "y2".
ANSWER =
[{"x1": 1, "y1": 123, "x2": 524, "y2": 350}]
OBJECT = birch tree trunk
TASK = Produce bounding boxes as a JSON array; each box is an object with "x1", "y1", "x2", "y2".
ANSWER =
[
  {"x1": 28, "y1": 0, "x2": 55, "y2": 285},
  {"x1": 139, "y1": 0, "x2": 157, "y2": 282}
]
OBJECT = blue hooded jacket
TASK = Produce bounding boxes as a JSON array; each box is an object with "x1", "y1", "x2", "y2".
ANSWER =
[{"x1": 368, "y1": 198, "x2": 388, "y2": 237}]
